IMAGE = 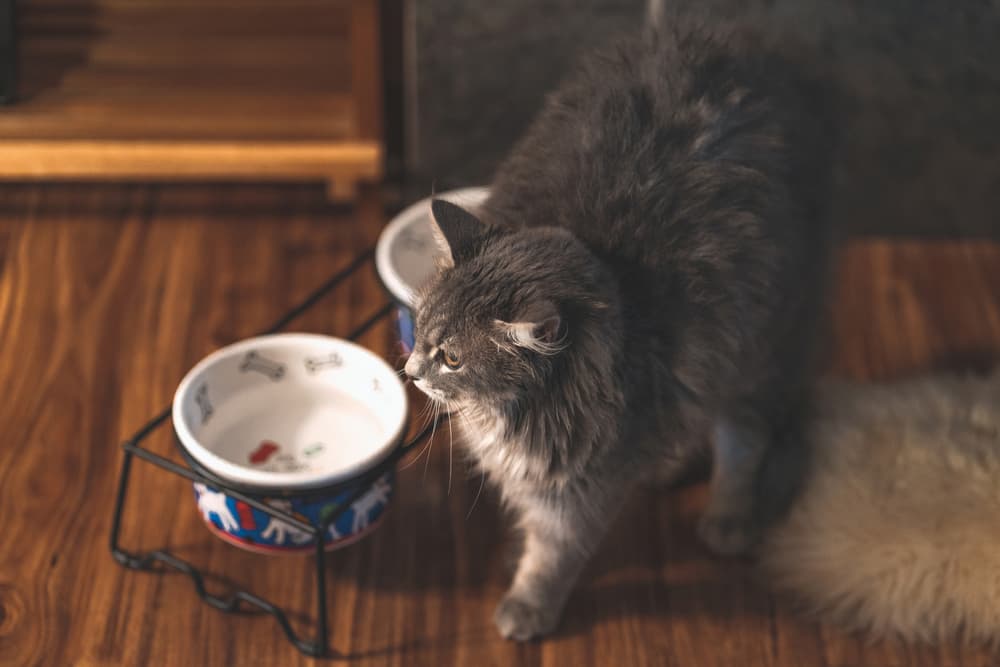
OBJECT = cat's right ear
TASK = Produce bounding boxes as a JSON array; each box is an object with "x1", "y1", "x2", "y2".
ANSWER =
[{"x1": 429, "y1": 199, "x2": 488, "y2": 268}]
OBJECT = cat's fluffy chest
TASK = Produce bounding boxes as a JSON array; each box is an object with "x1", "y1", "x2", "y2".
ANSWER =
[
  {"x1": 457, "y1": 410, "x2": 524, "y2": 478},
  {"x1": 456, "y1": 408, "x2": 559, "y2": 490}
]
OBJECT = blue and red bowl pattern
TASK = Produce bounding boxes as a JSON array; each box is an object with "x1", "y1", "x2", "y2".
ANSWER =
[
  {"x1": 192, "y1": 471, "x2": 394, "y2": 554},
  {"x1": 396, "y1": 307, "x2": 415, "y2": 354}
]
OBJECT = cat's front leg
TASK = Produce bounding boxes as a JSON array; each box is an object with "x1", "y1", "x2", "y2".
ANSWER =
[
  {"x1": 698, "y1": 411, "x2": 771, "y2": 555},
  {"x1": 494, "y1": 488, "x2": 623, "y2": 641}
]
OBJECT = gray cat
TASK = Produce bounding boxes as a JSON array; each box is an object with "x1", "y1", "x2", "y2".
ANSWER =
[{"x1": 405, "y1": 15, "x2": 836, "y2": 640}]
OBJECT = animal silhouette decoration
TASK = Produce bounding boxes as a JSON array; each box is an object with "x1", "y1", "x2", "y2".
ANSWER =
[
  {"x1": 194, "y1": 483, "x2": 239, "y2": 532},
  {"x1": 194, "y1": 475, "x2": 394, "y2": 548},
  {"x1": 260, "y1": 499, "x2": 314, "y2": 546},
  {"x1": 350, "y1": 476, "x2": 392, "y2": 533}
]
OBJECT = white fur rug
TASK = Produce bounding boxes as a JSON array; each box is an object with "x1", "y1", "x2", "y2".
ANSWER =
[{"x1": 760, "y1": 370, "x2": 1000, "y2": 645}]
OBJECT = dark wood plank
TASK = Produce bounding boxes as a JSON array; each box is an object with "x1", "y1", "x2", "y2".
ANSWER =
[
  {"x1": 0, "y1": 1, "x2": 382, "y2": 196},
  {"x1": 0, "y1": 185, "x2": 997, "y2": 666},
  {"x1": 9, "y1": 1, "x2": 355, "y2": 141},
  {"x1": 352, "y1": 0, "x2": 384, "y2": 143}
]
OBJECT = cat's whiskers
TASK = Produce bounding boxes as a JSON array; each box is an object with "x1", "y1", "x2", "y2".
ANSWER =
[
  {"x1": 398, "y1": 396, "x2": 437, "y2": 471},
  {"x1": 446, "y1": 404, "x2": 455, "y2": 496},
  {"x1": 422, "y1": 400, "x2": 443, "y2": 481},
  {"x1": 466, "y1": 466, "x2": 487, "y2": 520},
  {"x1": 399, "y1": 435, "x2": 434, "y2": 471},
  {"x1": 442, "y1": 402, "x2": 489, "y2": 515},
  {"x1": 413, "y1": 396, "x2": 433, "y2": 430}
]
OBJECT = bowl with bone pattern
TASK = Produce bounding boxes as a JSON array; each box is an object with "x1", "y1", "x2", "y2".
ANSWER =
[
  {"x1": 375, "y1": 186, "x2": 491, "y2": 354},
  {"x1": 172, "y1": 333, "x2": 408, "y2": 554}
]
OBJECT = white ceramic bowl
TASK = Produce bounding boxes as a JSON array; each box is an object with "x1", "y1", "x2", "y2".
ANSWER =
[
  {"x1": 172, "y1": 334, "x2": 408, "y2": 553},
  {"x1": 375, "y1": 186, "x2": 491, "y2": 351},
  {"x1": 173, "y1": 334, "x2": 408, "y2": 489}
]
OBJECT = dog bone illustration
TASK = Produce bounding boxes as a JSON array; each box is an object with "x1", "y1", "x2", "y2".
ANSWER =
[
  {"x1": 195, "y1": 384, "x2": 213, "y2": 424},
  {"x1": 239, "y1": 350, "x2": 285, "y2": 380},
  {"x1": 303, "y1": 442, "x2": 325, "y2": 458},
  {"x1": 398, "y1": 227, "x2": 430, "y2": 252},
  {"x1": 304, "y1": 352, "x2": 344, "y2": 374}
]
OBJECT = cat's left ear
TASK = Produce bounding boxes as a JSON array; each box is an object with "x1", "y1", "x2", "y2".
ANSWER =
[
  {"x1": 429, "y1": 199, "x2": 489, "y2": 268},
  {"x1": 496, "y1": 300, "x2": 565, "y2": 355}
]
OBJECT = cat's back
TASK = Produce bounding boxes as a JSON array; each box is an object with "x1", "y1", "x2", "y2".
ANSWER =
[{"x1": 485, "y1": 18, "x2": 836, "y2": 273}]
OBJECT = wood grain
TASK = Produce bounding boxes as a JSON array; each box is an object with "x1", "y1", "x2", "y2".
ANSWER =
[
  {"x1": 0, "y1": 142, "x2": 381, "y2": 203},
  {"x1": 0, "y1": 184, "x2": 998, "y2": 667},
  {"x1": 1, "y1": 1, "x2": 382, "y2": 196}
]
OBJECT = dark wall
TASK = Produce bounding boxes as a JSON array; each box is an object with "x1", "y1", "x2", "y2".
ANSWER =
[
  {"x1": 410, "y1": 0, "x2": 646, "y2": 189},
  {"x1": 0, "y1": 0, "x2": 14, "y2": 104},
  {"x1": 408, "y1": 0, "x2": 1000, "y2": 237}
]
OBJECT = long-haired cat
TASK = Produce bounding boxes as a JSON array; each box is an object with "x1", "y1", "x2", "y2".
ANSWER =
[
  {"x1": 761, "y1": 370, "x2": 1000, "y2": 646},
  {"x1": 405, "y1": 15, "x2": 837, "y2": 640}
]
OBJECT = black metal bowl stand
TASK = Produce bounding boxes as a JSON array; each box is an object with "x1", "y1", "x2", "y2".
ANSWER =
[{"x1": 108, "y1": 248, "x2": 439, "y2": 658}]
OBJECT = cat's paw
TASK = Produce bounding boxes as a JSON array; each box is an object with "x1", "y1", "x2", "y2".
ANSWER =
[
  {"x1": 697, "y1": 512, "x2": 758, "y2": 556},
  {"x1": 493, "y1": 595, "x2": 559, "y2": 641}
]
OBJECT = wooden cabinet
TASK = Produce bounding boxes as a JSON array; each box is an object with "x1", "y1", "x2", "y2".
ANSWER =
[{"x1": 0, "y1": 0, "x2": 383, "y2": 201}]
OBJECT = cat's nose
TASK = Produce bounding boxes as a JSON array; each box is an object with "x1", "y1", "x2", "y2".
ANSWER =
[{"x1": 403, "y1": 355, "x2": 422, "y2": 380}]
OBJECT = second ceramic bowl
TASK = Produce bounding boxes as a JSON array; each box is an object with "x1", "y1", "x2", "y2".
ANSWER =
[{"x1": 172, "y1": 333, "x2": 408, "y2": 554}]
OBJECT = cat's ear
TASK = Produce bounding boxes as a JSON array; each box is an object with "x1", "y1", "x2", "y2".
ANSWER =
[
  {"x1": 429, "y1": 199, "x2": 488, "y2": 268},
  {"x1": 496, "y1": 300, "x2": 565, "y2": 355}
]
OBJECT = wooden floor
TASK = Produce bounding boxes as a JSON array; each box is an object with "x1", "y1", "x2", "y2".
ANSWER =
[{"x1": 0, "y1": 184, "x2": 997, "y2": 667}]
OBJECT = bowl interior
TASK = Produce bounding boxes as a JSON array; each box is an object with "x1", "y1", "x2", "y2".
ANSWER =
[
  {"x1": 376, "y1": 186, "x2": 490, "y2": 307},
  {"x1": 174, "y1": 334, "x2": 408, "y2": 489}
]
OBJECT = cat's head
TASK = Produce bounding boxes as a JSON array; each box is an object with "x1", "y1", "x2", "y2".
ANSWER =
[{"x1": 403, "y1": 199, "x2": 614, "y2": 409}]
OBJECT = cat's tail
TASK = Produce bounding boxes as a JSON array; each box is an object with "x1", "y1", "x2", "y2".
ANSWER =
[{"x1": 758, "y1": 373, "x2": 1000, "y2": 647}]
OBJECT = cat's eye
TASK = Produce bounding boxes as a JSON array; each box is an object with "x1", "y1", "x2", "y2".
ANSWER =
[{"x1": 442, "y1": 349, "x2": 462, "y2": 370}]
